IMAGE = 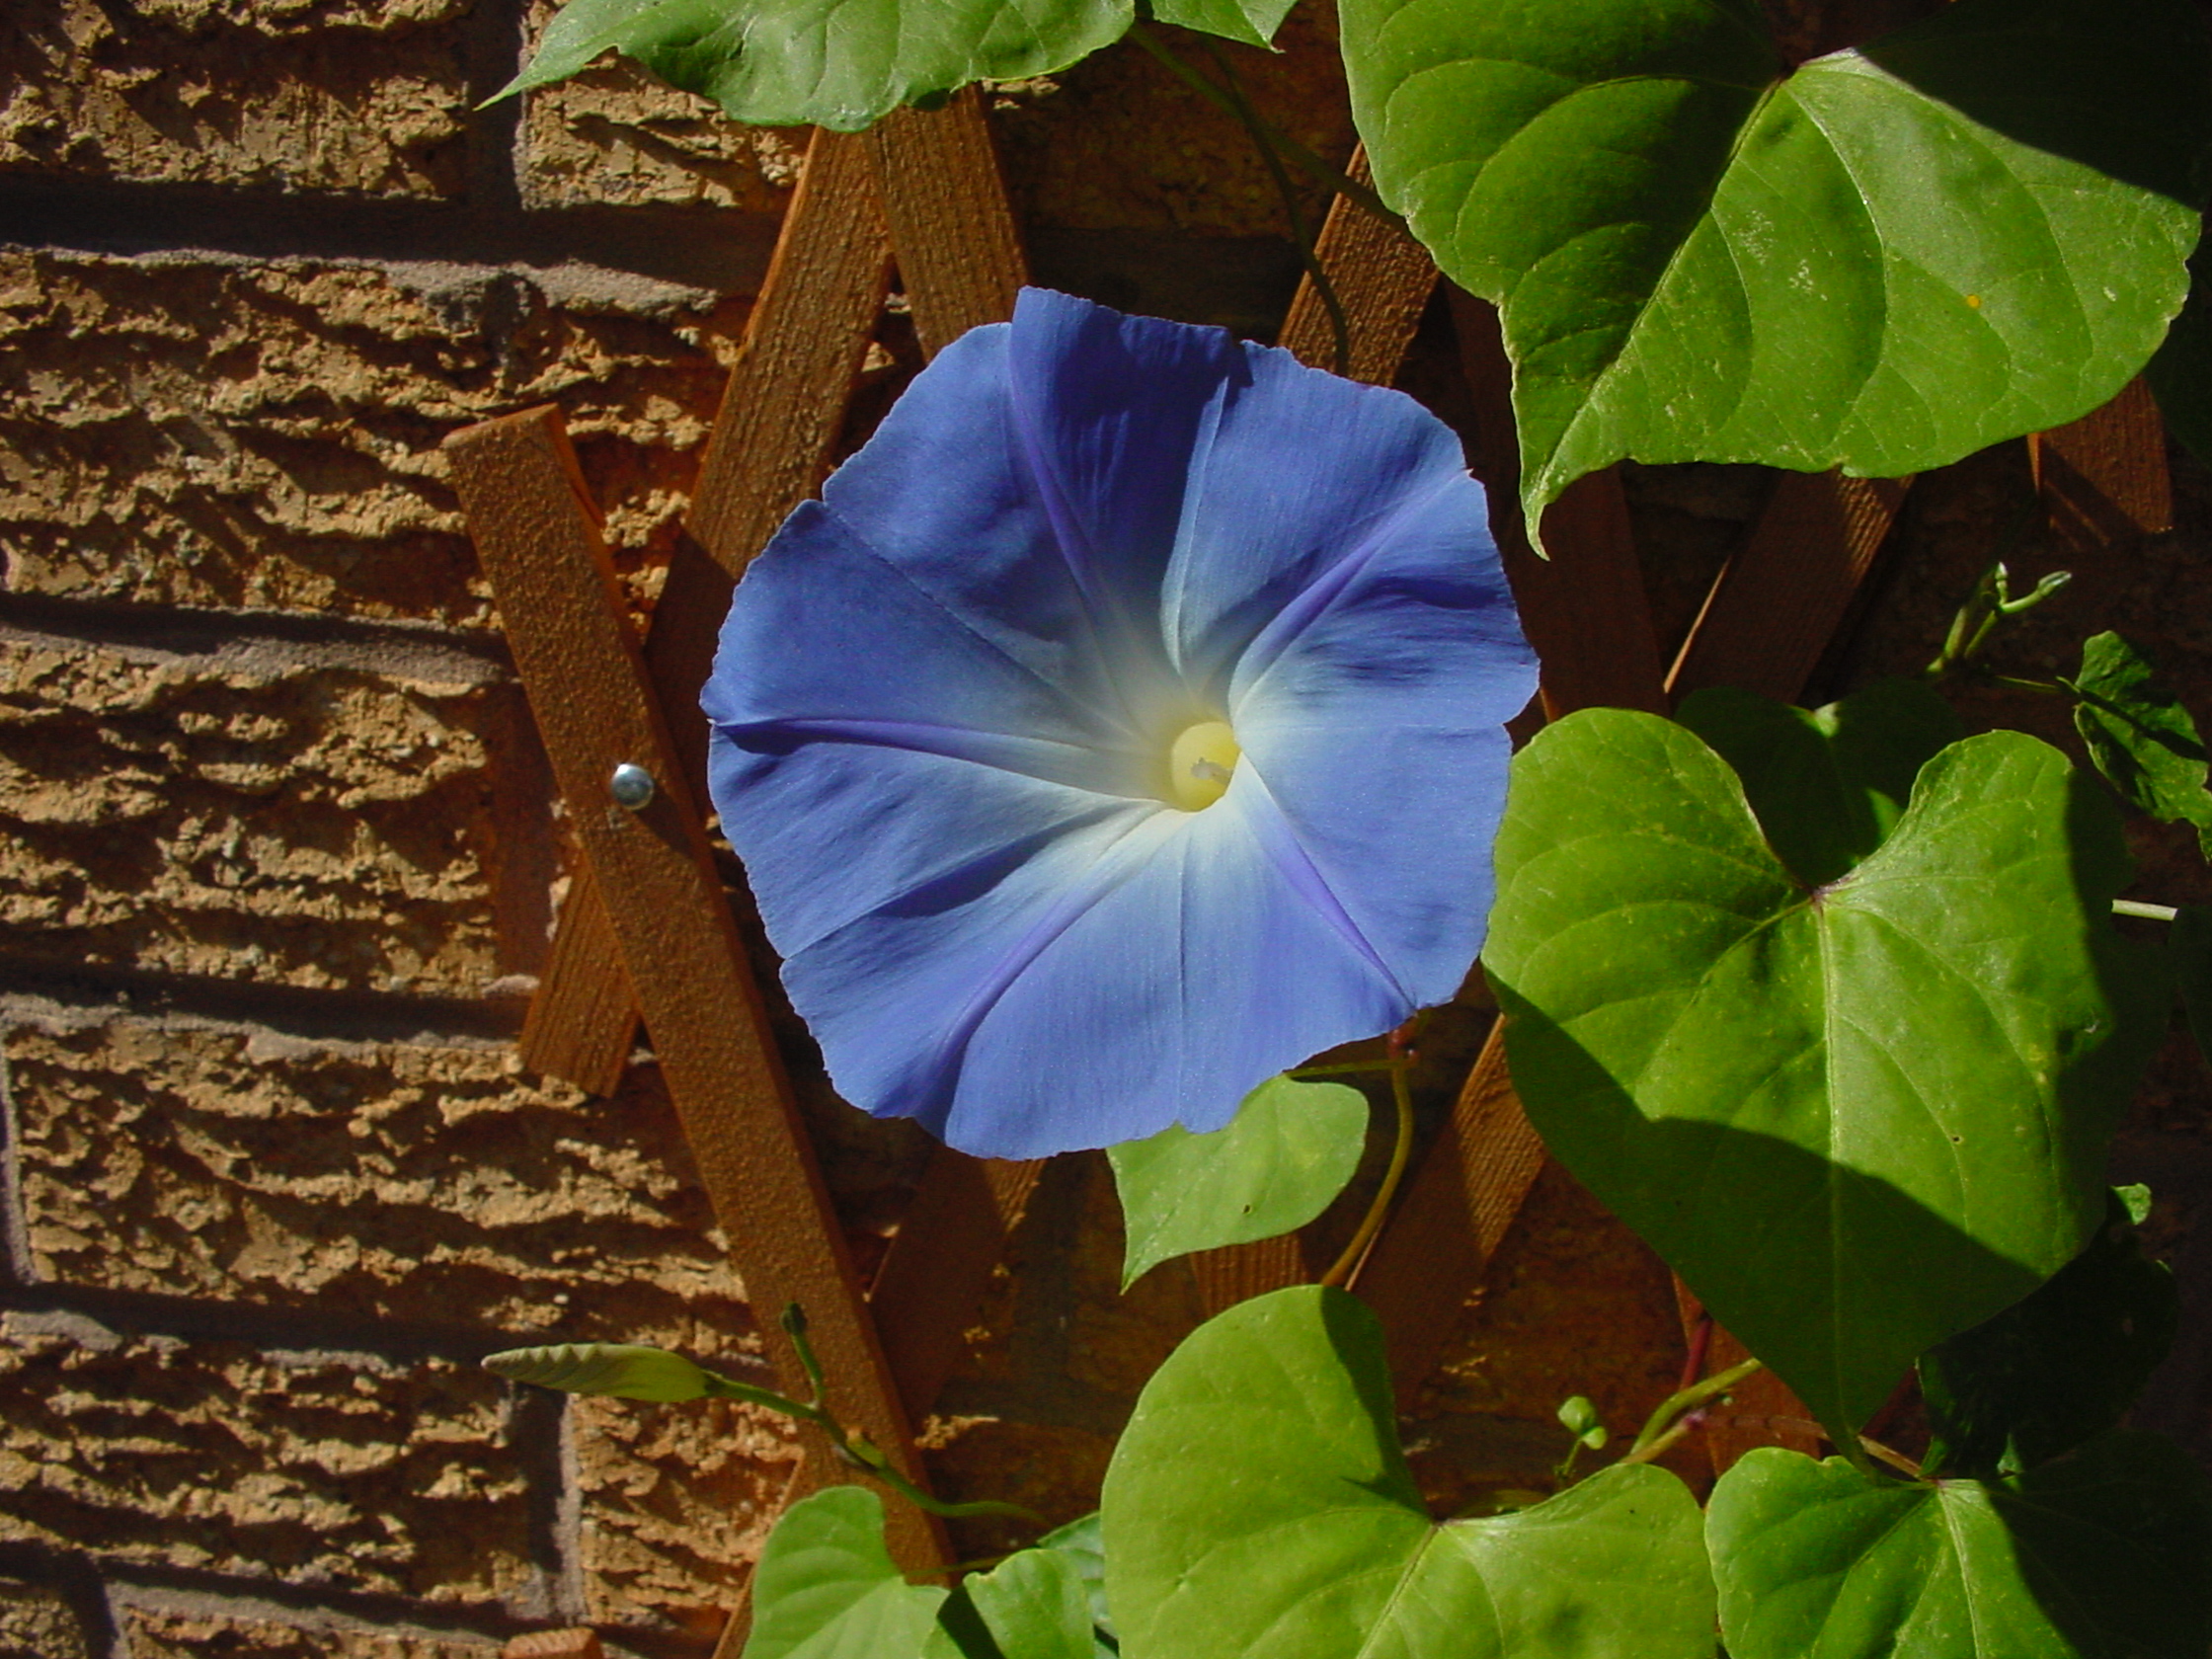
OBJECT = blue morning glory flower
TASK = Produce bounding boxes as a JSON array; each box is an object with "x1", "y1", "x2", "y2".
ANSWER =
[{"x1": 702, "y1": 288, "x2": 1536, "y2": 1159}]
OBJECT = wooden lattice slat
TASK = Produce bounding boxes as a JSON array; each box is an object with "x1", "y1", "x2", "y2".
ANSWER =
[
  {"x1": 2036, "y1": 375, "x2": 2174, "y2": 556},
  {"x1": 444, "y1": 413, "x2": 941, "y2": 1580}
]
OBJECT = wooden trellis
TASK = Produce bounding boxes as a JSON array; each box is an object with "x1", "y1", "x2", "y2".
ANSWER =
[{"x1": 445, "y1": 84, "x2": 2177, "y2": 1649}]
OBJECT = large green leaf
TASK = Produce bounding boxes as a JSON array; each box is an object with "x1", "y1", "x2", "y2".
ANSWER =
[
  {"x1": 1341, "y1": 0, "x2": 2210, "y2": 531},
  {"x1": 1674, "y1": 678, "x2": 1964, "y2": 886},
  {"x1": 1034, "y1": 1512, "x2": 1116, "y2": 1650},
  {"x1": 1709, "y1": 1436, "x2": 2212, "y2": 1659},
  {"x1": 2072, "y1": 632, "x2": 2212, "y2": 857},
  {"x1": 498, "y1": 0, "x2": 1292, "y2": 130},
  {"x1": 1920, "y1": 1187, "x2": 2178, "y2": 1479},
  {"x1": 1100, "y1": 1286, "x2": 1714, "y2": 1659},
  {"x1": 1482, "y1": 712, "x2": 2167, "y2": 1436},
  {"x1": 744, "y1": 1486, "x2": 948, "y2": 1659},
  {"x1": 957, "y1": 1548, "x2": 1098, "y2": 1659},
  {"x1": 1108, "y1": 1073, "x2": 1369, "y2": 1290}
]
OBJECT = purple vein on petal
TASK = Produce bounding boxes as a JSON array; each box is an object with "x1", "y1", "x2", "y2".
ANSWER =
[
  {"x1": 1227, "y1": 471, "x2": 1469, "y2": 710},
  {"x1": 917, "y1": 808, "x2": 1177, "y2": 1115},
  {"x1": 1233, "y1": 770, "x2": 1414, "y2": 1009},
  {"x1": 713, "y1": 716, "x2": 1137, "y2": 795},
  {"x1": 817, "y1": 500, "x2": 1146, "y2": 745}
]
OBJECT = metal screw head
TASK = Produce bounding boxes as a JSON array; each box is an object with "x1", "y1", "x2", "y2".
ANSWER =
[{"x1": 608, "y1": 762, "x2": 656, "y2": 811}]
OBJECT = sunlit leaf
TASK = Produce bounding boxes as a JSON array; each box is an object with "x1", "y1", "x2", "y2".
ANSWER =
[
  {"x1": 958, "y1": 1547, "x2": 1097, "y2": 1659},
  {"x1": 1108, "y1": 1073, "x2": 1369, "y2": 1289},
  {"x1": 2072, "y1": 631, "x2": 2212, "y2": 857},
  {"x1": 1342, "y1": 0, "x2": 2210, "y2": 531},
  {"x1": 1921, "y1": 1188, "x2": 2178, "y2": 1478},
  {"x1": 744, "y1": 1486, "x2": 948, "y2": 1659},
  {"x1": 1709, "y1": 1435, "x2": 2212, "y2": 1659},
  {"x1": 1102, "y1": 1286, "x2": 1714, "y2": 1659},
  {"x1": 1483, "y1": 712, "x2": 2168, "y2": 1436},
  {"x1": 2146, "y1": 231, "x2": 2212, "y2": 466},
  {"x1": 497, "y1": 0, "x2": 1292, "y2": 131}
]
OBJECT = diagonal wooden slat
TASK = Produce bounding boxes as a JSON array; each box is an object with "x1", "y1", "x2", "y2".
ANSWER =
[
  {"x1": 867, "y1": 87, "x2": 1029, "y2": 356},
  {"x1": 517, "y1": 128, "x2": 895, "y2": 1095},
  {"x1": 1274, "y1": 147, "x2": 1436, "y2": 380},
  {"x1": 445, "y1": 410, "x2": 943, "y2": 1580},
  {"x1": 2034, "y1": 374, "x2": 2173, "y2": 557}
]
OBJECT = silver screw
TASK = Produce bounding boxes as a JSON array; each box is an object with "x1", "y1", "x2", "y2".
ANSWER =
[{"x1": 608, "y1": 762, "x2": 656, "y2": 811}]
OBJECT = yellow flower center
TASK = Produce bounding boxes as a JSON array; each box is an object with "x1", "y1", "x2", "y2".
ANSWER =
[{"x1": 1166, "y1": 719, "x2": 1241, "y2": 811}]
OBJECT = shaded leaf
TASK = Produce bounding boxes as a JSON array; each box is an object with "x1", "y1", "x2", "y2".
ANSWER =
[
  {"x1": 744, "y1": 1486, "x2": 948, "y2": 1659},
  {"x1": 1102, "y1": 1286, "x2": 1713, "y2": 1659},
  {"x1": 1921, "y1": 1189, "x2": 2179, "y2": 1478},
  {"x1": 1108, "y1": 1073, "x2": 1368, "y2": 1289},
  {"x1": 1483, "y1": 712, "x2": 2168, "y2": 1436},
  {"x1": 2072, "y1": 631, "x2": 2212, "y2": 857},
  {"x1": 1342, "y1": 0, "x2": 2210, "y2": 531},
  {"x1": 498, "y1": 0, "x2": 1292, "y2": 131},
  {"x1": 1675, "y1": 678, "x2": 1963, "y2": 885},
  {"x1": 1709, "y1": 1435, "x2": 2212, "y2": 1659}
]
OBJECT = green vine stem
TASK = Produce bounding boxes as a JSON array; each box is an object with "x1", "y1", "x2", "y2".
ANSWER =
[
  {"x1": 1619, "y1": 1357, "x2": 1764, "y2": 1466},
  {"x1": 1320, "y1": 1027, "x2": 1418, "y2": 1288},
  {"x1": 1125, "y1": 20, "x2": 1354, "y2": 375}
]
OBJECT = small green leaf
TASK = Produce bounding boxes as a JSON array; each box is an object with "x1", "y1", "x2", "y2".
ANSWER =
[
  {"x1": 1102, "y1": 1286, "x2": 1714, "y2": 1659},
  {"x1": 2073, "y1": 631, "x2": 2212, "y2": 857},
  {"x1": 1709, "y1": 1435, "x2": 2212, "y2": 1659},
  {"x1": 1675, "y1": 678, "x2": 1964, "y2": 885},
  {"x1": 1483, "y1": 712, "x2": 2168, "y2": 1436},
  {"x1": 2146, "y1": 231, "x2": 2212, "y2": 467},
  {"x1": 1108, "y1": 1073, "x2": 1368, "y2": 1290},
  {"x1": 496, "y1": 0, "x2": 1290, "y2": 131},
  {"x1": 1035, "y1": 1513, "x2": 1114, "y2": 1647},
  {"x1": 1921, "y1": 1188, "x2": 2179, "y2": 1478},
  {"x1": 744, "y1": 1486, "x2": 948, "y2": 1659},
  {"x1": 483, "y1": 1342, "x2": 711, "y2": 1402},
  {"x1": 1342, "y1": 0, "x2": 2211, "y2": 532},
  {"x1": 1556, "y1": 1394, "x2": 1610, "y2": 1450},
  {"x1": 959, "y1": 1548, "x2": 1097, "y2": 1659}
]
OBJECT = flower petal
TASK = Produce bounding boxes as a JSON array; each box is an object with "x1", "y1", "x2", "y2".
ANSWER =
[
  {"x1": 780, "y1": 791, "x2": 1408, "y2": 1157},
  {"x1": 1231, "y1": 470, "x2": 1537, "y2": 1003},
  {"x1": 1162, "y1": 345, "x2": 1479, "y2": 697}
]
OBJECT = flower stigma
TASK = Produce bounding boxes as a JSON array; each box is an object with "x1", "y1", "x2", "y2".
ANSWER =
[{"x1": 1167, "y1": 719, "x2": 1241, "y2": 811}]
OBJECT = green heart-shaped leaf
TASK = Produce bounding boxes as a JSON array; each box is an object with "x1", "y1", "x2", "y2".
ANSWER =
[
  {"x1": 1034, "y1": 1512, "x2": 1115, "y2": 1650},
  {"x1": 2071, "y1": 632, "x2": 2212, "y2": 857},
  {"x1": 1341, "y1": 0, "x2": 2210, "y2": 531},
  {"x1": 1108, "y1": 1073, "x2": 1369, "y2": 1290},
  {"x1": 1483, "y1": 712, "x2": 2168, "y2": 1435},
  {"x1": 956, "y1": 1547, "x2": 1099, "y2": 1659},
  {"x1": 500, "y1": 0, "x2": 1294, "y2": 130},
  {"x1": 1101, "y1": 1285, "x2": 1714, "y2": 1659},
  {"x1": 1920, "y1": 1188, "x2": 2179, "y2": 1479},
  {"x1": 1675, "y1": 678, "x2": 1964, "y2": 886},
  {"x1": 2147, "y1": 234, "x2": 2212, "y2": 467},
  {"x1": 744, "y1": 1486, "x2": 948, "y2": 1659},
  {"x1": 1709, "y1": 1435, "x2": 2212, "y2": 1659}
]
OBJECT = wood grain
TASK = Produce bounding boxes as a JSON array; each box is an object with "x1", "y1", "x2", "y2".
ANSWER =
[
  {"x1": 1666, "y1": 472, "x2": 1912, "y2": 705},
  {"x1": 868, "y1": 88, "x2": 1029, "y2": 357},
  {"x1": 445, "y1": 409, "x2": 942, "y2": 1575},
  {"x1": 1276, "y1": 148, "x2": 1436, "y2": 381},
  {"x1": 869, "y1": 1152, "x2": 1046, "y2": 1417},
  {"x1": 2035, "y1": 375, "x2": 2174, "y2": 556},
  {"x1": 517, "y1": 127, "x2": 894, "y2": 1091}
]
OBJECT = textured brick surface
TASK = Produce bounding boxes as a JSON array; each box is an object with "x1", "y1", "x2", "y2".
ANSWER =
[
  {"x1": 0, "y1": 1574, "x2": 90, "y2": 1659},
  {"x1": 573, "y1": 1392, "x2": 790, "y2": 1637},
  {"x1": 0, "y1": 1311, "x2": 535, "y2": 1605},
  {"x1": 121, "y1": 1608, "x2": 501, "y2": 1659},
  {"x1": 0, "y1": 636, "x2": 550, "y2": 994},
  {"x1": 0, "y1": 250, "x2": 752, "y2": 625},
  {"x1": 517, "y1": 0, "x2": 804, "y2": 213},
  {"x1": 8, "y1": 1015, "x2": 754, "y2": 1353},
  {"x1": 1, "y1": 0, "x2": 475, "y2": 197}
]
